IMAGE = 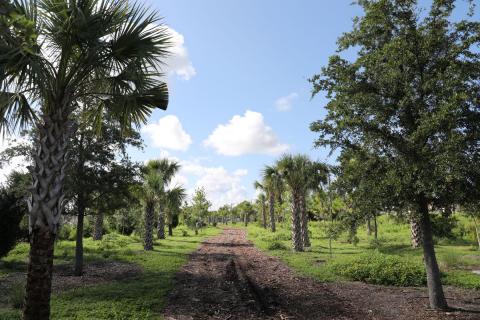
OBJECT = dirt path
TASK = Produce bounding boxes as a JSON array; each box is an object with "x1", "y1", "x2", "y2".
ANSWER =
[{"x1": 163, "y1": 228, "x2": 480, "y2": 320}]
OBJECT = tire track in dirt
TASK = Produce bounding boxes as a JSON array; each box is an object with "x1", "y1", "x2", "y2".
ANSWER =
[
  {"x1": 163, "y1": 228, "x2": 364, "y2": 320},
  {"x1": 163, "y1": 228, "x2": 480, "y2": 320}
]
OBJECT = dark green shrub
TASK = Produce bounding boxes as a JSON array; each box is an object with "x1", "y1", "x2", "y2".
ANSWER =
[
  {"x1": 57, "y1": 223, "x2": 73, "y2": 241},
  {"x1": 431, "y1": 214, "x2": 457, "y2": 239},
  {"x1": 267, "y1": 241, "x2": 288, "y2": 250},
  {"x1": 334, "y1": 251, "x2": 426, "y2": 286},
  {"x1": 0, "y1": 190, "x2": 25, "y2": 258},
  {"x1": 9, "y1": 282, "x2": 25, "y2": 309}
]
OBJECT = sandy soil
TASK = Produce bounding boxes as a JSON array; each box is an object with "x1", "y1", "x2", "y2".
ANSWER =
[{"x1": 163, "y1": 228, "x2": 480, "y2": 320}]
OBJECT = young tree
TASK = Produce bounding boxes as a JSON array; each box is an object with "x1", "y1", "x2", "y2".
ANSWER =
[
  {"x1": 277, "y1": 154, "x2": 326, "y2": 251},
  {"x1": 254, "y1": 181, "x2": 267, "y2": 229},
  {"x1": 190, "y1": 188, "x2": 211, "y2": 234},
  {"x1": 70, "y1": 121, "x2": 142, "y2": 275},
  {"x1": 165, "y1": 186, "x2": 186, "y2": 236},
  {"x1": 1, "y1": 1, "x2": 170, "y2": 317},
  {"x1": 262, "y1": 165, "x2": 283, "y2": 232},
  {"x1": 141, "y1": 160, "x2": 166, "y2": 250},
  {"x1": 310, "y1": 0, "x2": 479, "y2": 309},
  {"x1": 154, "y1": 159, "x2": 180, "y2": 239}
]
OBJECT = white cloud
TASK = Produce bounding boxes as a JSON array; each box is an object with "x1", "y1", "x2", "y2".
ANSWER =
[
  {"x1": 142, "y1": 115, "x2": 192, "y2": 151},
  {"x1": 165, "y1": 27, "x2": 196, "y2": 80},
  {"x1": 203, "y1": 110, "x2": 289, "y2": 156},
  {"x1": 275, "y1": 92, "x2": 298, "y2": 111},
  {"x1": 162, "y1": 159, "x2": 247, "y2": 209}
]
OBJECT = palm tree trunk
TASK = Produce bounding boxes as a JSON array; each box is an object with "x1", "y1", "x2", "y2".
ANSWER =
[
  {"x1": 472, "y1": 216, "x2": 480, "y2": 250},
  {"x1": 144, "y1": 202, "x2": 154, "y2": 250},
  {"x1": 157, "y1": 205, "x2": 165, "y2": 239},
  {"x1": 300, "y1": 194, "x2": 310, "y2": 248},
  {"x1": 74, "y1": 132, "x2": 86, "y2": 276},
  {"x1": 269, "y1": 192, "x2": 276, "y2": 232},
  {"x1": 24, "y1": 109, "x2": 72, "y2": 320},
  {"x1": 74, "y1": 192, "x2": 85, "y2": 276},
  {"x1": 410, "y1": 213, "x2": 423, "y2": 248},
  {"x1": 262, "y1": 200, "x2": 267, "y2": 229},
  {"x1": 23, "y1": 225, "x2": 55, "y2": 320},
  {"x1": 291, "y1": 192, "x2": 303, "y2": 252},
  {"x1": 418, "y1": 197, "x2": 448, "y2": 310},
  {"x1": 168, "y1": 224, "x2": 173, "y2": 236},
  {"x1": 93, "y1": 212, "x2": 104, "y2": 240}
]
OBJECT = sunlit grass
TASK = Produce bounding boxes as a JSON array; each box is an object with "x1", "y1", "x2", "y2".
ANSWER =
[
  {"x1": 247, "y1": 214, "x2": 480, "y2": 289},
  {"x1": 0, "y1": 226, "x2": 221, "y2": 320}
]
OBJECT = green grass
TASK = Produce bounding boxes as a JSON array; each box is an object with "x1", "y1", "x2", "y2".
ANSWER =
[
  {"x1": 247, "y1": 215, "x2": 480, "y2": 289},
  {"x1": 0, "y1": 226, "x2": 221, "y2": 320}
]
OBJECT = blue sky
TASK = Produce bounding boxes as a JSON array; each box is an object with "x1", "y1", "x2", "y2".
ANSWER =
[
  {"x1": 128, "y1": 0, "x2": 478, "y2": 209},
  {"x1": 2, "y1": 1, "x2": 473, "y2": 209},
  {"x1": 131, "y1": 0, "x2": 364, "y2": 208}
]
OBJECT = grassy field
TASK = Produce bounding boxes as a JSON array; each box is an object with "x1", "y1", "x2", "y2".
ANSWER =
[
  {"x1": 0, "y1": 226, "x2": 221, "y2": 320},
  {"x1": 246, "y1": 214, "x2": 480, "y2": 289}
]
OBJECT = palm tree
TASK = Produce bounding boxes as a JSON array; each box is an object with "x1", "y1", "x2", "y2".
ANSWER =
[
  {"x1": 165, "y1": 186, "x2": 186, "y2": 236},
  {"x1": 262, "y1": 165, "x2": 283, "y2": 232},
  {"x1": 142, "y1": 161, "x2": 163, "y2": 251},
  {"x1": 277, "y1": 154, "x2": 327, "y2": 251},
  {"x1": 1, "y1": 2, "x2": 170, "y2": 317},
  {"x1": 254, "y1": 181, "x2": 267, "y2": 229},
  {"x1": 155, "y1": 159, "x2": 180, "y2": 239}
]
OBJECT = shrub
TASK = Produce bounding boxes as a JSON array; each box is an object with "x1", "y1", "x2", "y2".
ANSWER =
[
  {"x1": 57, "y1": 223, "x2": 73, "y2": 241},
  {"x1": 431, "y1": 214, "x2": 457, "y2": 239},
  {"x1": 9, "y1": 282, "x2": 25, "y2": 309},
  {"x1": 182, "y1": 230, "x2": 189, "y2": 237},
  {"x1": 267, "y1": 241, "x2": 288, "y2": 250},
  {"x1": 0, "y1": 191, "x2": 25, "y2": 258},
  {"x1": 334, "y1": 251, "x2": 426, "y2": 287}
]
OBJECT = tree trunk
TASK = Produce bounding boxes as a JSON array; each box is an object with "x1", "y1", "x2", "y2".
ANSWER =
[
  {"x1": 74, "y1": 193, "x2": 85, "y2": 276},
  {"x1": 367, "y1": 218, "x2": 372, "y2": 235},
  {"x1": 157, "y1": 205, "x2": 165, "y2": 239},
  {"x1": 472, "y1": 216, "x2": 480, "y2": 250},
  {"x1": 168, "y1": 224, "x2": 173, "y2": 236},
  {"x1": 93, "y1": 212, "x2": 104, "y2": 241},
  {"x1": 23, "y1": 226, "x2": 55, "y2": 320},
  {"x1": 74, "y1": 131, "x2": 86, "y2": 276},
  {"x1": 410, "y1": 214, "x2": 423, "y2": 248},
  {"x1": 419, "y1": 198, "x2": 448, "y2": 310},
  {"x1": 291, "y1": 192, "x2": 303, "y2": 252},
  {"x1": 299, "y1": 194, "x2": 310, "y2": 248},
  {"x1": 269, "y1": 192, "x2": 276, "y2": 232},
  {"x1": 262, "y1": 199, "x2": 267, "y2": 229},
  {"x1": 24, "y1": 108, "x2": 72, "y2": 320},
  {"x1": 144, "y1": 201, "x2": 154, "y2": 250},
  {"x1": 373, "y1": 212, "x2": 378, "y2": 240},
  {"x1": 244, "y1": 213, "x2": 248, "y2": 226}
]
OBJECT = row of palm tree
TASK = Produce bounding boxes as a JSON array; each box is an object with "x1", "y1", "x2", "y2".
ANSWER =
[
  {"x1": 141, "y1": 159, "x2": 186, "y2": 250},
  {"x1": 255, "y1": 154, "x2": 328, "y2": 252},
  {"x1": 1, "y1": 0, "x2": 171, "y2": 318}
]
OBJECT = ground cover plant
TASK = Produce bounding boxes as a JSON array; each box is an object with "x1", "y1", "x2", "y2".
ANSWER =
[
  {"x1": 0, "y1": 226, "x2": 220, "y2": 320},
  {"x1": 247, "y1": 215, "x2": 480, "y2": 290}
]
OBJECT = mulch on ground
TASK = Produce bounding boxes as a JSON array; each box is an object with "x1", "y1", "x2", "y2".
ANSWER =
[{"x1": 163, "y1": 228, "x2": 480, "y2": 320}]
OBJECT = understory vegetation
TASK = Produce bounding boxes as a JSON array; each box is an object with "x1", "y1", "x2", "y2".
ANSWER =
[
  {"x1": 0, "y1": 227, "x2": 220, "y2": 320},
  {"x1": 247, "y1": 215, "x2": 480, "y2": 289}
]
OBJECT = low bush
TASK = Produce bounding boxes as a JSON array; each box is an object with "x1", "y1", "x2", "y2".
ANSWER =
[
  {"x1": 9, "y1": 281, "x2": 25, "y2": 309},
  {"x1": 267, "y1": 241, "x2": 288, "y2": 250},
  {"x1": 333, "y1": 251, "x2": 426, "y2": 287},
  {"x1": 57, "y1": 223, "x2": 74, "y2": 241},
  {"x1": 0, "y1": 191, "x2": 25, "y2": 258}
]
